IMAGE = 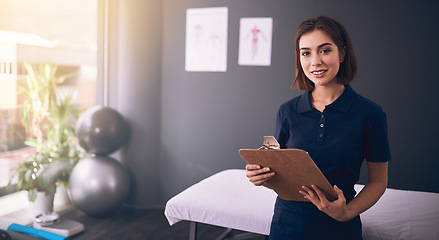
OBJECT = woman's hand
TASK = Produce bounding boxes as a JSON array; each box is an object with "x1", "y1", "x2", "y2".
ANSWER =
[
  {"x1": 300, "y1": 162, "x2": 388, "y2": 222},
  {"x1": 299, "y1": 185, "x2": 352, "y2": 222},
  {"x1": 245, "y1": 164, "x2": 275, "y2": 186}
]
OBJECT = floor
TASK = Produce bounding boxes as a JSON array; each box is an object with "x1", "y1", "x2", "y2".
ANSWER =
[{"x1": 62, "y1": 206, "x2": 268, "y2": 240}]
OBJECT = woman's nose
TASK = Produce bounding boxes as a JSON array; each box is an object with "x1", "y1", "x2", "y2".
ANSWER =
[{"x1": 311, "y1": 55, "x2": 322, "y2": 66}]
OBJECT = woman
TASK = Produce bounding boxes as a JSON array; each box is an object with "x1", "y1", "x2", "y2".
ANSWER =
[{"x1": 245, "y1": 16, "x2": 390, "y2": 240}]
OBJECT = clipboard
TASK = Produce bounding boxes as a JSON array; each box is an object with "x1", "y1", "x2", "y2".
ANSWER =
[{"x1": 239, "y1": 145, "x2": 338, "y2": 202}]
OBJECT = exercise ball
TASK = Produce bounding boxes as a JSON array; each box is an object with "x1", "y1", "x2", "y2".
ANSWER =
[
  {"x1": 76, "y1": 106, "x2": 130, "y2": 155},
  {"x1": 68, "y1": 156, "x2": 130, "y2": 216}
]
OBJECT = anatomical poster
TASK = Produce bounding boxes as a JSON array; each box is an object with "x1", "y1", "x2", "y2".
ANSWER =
[
  {"x1": 238, "y1": 17, "x2": 273, "y2": 66},
  {"x1": 185, "y1": 7, "x2": 228, "y2": 72}
]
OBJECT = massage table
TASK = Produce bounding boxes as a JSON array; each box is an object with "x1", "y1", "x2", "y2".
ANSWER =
[{"x1": 164, "y1": 169, "x2": 439, "y2": 240}]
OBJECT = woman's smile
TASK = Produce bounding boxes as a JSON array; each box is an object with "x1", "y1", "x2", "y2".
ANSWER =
[{"x1": 311, "y1": 69, "x2": 327, "y2": 77}]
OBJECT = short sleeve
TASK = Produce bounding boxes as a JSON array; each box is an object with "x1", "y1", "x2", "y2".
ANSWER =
[{"x1": 364, "y1": 107, "x2": 391, "y2": 162}]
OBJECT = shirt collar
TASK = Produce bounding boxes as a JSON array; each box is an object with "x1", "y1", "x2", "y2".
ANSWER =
[
  {"x1": 297, "y1": 90, "x2": 312, "y2": 113},
  {"x1": 329, "y1": 85, "x2": 357, "y2": 112},
  {"x1": 297, "y1": 85, "x2": 357, "y2": 113}
]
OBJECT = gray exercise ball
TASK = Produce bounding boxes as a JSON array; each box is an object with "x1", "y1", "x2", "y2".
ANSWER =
[
  {"x1": 68, "y1": 156, "x2": 130, "y2": 216},
  {"x1": 76, "y1": 106, "x2": 130, "y2": 155}
]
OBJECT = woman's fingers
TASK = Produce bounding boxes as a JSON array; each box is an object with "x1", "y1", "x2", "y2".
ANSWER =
[
  {"x1": 245, "y1": 164, "x2": 275, "y2": 186},
  {"x1": 334, "y1": 185, "x2": 346, "y2": 202},
  {"x1": 299, "y1": 185, "x2": 315, "y2": 200},
  {"x1": 245, "y1": 165, "x2": 271, "y2": 177},
  {"x1": 312, "y1": 185, "x2": 329, "y2": 203},
  {"x1": 300, "y1": 185, "x2": 329, "y2": 205},
  {"x1": 249, "y1": 172, "x2": 275, "y2": 186},
  {"x1": 245, "y1": 164, "x2": 260, "y2": 170}
]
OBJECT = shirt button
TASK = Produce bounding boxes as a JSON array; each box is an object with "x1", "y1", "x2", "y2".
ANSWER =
[
  {"x1": 319, "y1": 134, "x2": 323, "y2": 137},
  {"x1": 320, "y1": 124, "x2": 324, "y2": 128},
  {"x1": 321, "y1": 115, "x2": 324, "y2": 119}
]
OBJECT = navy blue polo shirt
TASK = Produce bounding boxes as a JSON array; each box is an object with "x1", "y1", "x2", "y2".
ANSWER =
[{"x1": 274, "y1": 85, "x2": 390, "y2": 202}]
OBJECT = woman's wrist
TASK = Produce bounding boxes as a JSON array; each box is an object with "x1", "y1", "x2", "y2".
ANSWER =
[{"x1": 339, "y1": 207, "x2": 357, "y2": 222}]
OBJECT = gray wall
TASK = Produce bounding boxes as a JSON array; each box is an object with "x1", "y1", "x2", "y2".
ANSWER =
[
  {"x1": 108, "y1": 0, "x2": 439, "y2": 207},
  {"x1": 105, "y1": 0, "x2": 163, "y2": 207}
]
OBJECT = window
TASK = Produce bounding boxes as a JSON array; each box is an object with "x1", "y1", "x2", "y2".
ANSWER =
[{"x1": 0, "y1": 0, "x2": 97, "y2": 205}]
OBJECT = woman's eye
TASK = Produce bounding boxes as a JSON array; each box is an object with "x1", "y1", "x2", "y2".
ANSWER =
[
  {"x1": 320, "y1": 49, "x2": 331, "y2": 54},
  {"x1": 301, "y1": 52, "x2": 310, "y2": 56}
]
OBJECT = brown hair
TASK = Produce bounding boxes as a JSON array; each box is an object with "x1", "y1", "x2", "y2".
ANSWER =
[{"x1": 293, "y1": 16, "x2": 357, "y2": 91}]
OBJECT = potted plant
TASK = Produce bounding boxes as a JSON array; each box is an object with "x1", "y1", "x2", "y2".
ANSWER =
[{"x1": 7, "y1": 63, "x2": 85, "y2": 216}]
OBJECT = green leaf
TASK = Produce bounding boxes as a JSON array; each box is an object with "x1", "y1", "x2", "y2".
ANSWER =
[
  {"x1": 24, "y1": 170, "x2": 32, "y2": 182},
  {"x1": 28, "y1": 188, "x2": 38, "y2": 202}
]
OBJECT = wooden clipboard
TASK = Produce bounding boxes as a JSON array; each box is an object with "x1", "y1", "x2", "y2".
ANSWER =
[{"x1": 239, "y1": 148, "x2": 338, "y2": 202}]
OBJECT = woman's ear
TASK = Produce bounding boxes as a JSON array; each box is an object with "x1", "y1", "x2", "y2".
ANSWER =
[{"x1": 340, "y1": 46, "x2": 346, "y2": 62}]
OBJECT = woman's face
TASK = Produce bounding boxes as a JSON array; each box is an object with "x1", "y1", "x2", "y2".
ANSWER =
[{"x1": 299, "y1": 29, "x2": 344, "y2": 88}]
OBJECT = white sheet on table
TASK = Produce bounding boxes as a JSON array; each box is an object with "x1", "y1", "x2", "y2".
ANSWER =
[
  {"x1": 355, "y1": 185, "x2": 439, "y2": 240},
  {"x1": 165, "y1": 169, "x2": 439, "y2": 239},
  {"x1": 164, "y1": 169, "x2": 276, "y2": 235}
]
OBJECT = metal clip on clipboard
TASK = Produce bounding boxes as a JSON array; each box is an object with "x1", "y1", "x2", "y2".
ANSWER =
[{"x1": 258, "y1": 136, "x2": 280, "y2": 150}]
